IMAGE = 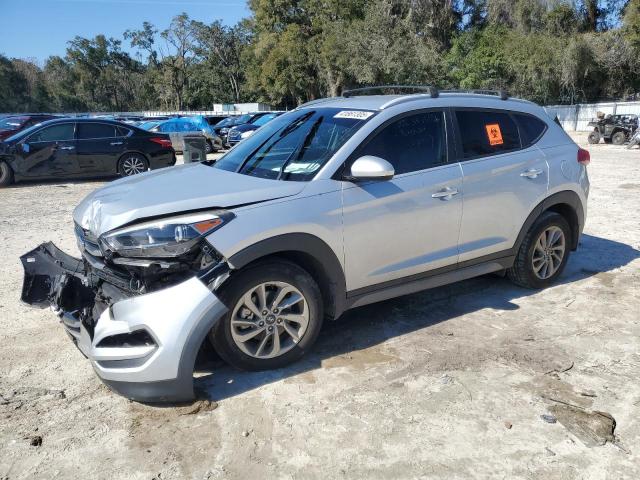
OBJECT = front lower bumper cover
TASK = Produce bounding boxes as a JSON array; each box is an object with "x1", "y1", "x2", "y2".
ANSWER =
[{"x1": 20, "y1": 242, "x2": 228, "y2": 403}]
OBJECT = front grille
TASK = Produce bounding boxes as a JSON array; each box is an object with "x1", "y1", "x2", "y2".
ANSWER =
[{"x1": 75, "y1": 223, "x2": 102, "y2": 257}]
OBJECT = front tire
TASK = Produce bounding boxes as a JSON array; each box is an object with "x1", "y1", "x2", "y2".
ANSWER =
[
  {"x1": 210, "y1": 260, "x2": 324, "y2": 371},
  {"x1": 118, "y1": 153, "x2": 149, "y2": 177},
  {"x1": 0, "y1": 160, "x2": 14, "y2": 187},
  {"x1": 507, "y1": 212, "x2": 571, "y2": 289},
  {"x1": 587, "y1": 130, "x2": 600, "y2": 144}
]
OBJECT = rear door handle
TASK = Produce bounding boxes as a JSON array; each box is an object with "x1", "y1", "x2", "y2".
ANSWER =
[
  {"x1": 432, "y1": 187, "x2": 459, "y2": 200},
  {"x1": 520, "y1": 168, "x2": 543, "y2": 179},
  {"x1": 110, "y1": 141, "x2": 123, "y2": 146},
  {"x1": 59, "y1": 146, "x2": 75, "y2": 151}
]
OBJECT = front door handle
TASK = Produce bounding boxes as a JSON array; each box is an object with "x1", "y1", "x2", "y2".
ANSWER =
[
  {"x1": 59, "y1": 145, "x2": 75, "y2": 151},
  {"x1": 110, "y1": 141, "x2": 124, "y2": 146},
  {"x1": 520, "y1": 168, "x2": 544, "y2": 179},
  {"x1": 432, "y1": 187, "x2": 459, "y2": 200}
]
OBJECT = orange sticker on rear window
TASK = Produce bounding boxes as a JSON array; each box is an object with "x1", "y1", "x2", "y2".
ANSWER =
[{"x1": 485, "y1": 124, "x2": 504, "y2": 146}]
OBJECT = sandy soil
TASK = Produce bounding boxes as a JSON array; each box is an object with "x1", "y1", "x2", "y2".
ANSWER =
[{"x1": 1, "y1": 136, "x2": 639, "y2": 479}]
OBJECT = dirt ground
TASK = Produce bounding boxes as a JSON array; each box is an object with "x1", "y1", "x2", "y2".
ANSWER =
[{"x1": 1, "y1": 134, "x2": 639, "y2": 479}]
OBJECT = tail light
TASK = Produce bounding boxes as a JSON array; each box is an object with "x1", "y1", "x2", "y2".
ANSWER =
[
  {"x1": 577, "y1": 148, "x2": 590, "y2": 165},
  {"x1": 149, "y1": 137, "x2": 173, "y2": 149}
]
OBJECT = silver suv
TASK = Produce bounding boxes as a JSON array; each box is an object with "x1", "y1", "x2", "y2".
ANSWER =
[{"x1": 21, "y1": 88, "x2": 590, "y2": 402}]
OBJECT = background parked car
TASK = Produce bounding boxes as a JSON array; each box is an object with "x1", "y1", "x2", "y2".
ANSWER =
[
  {"x1": 138, "y1": 120, "x2": 162, "y2": 131},
  {"x1": 0, "y1": 118, "x2": 175, "y2": 187},
  {"x1": 0, "y1": 114, "x2": 59, "y2": 141},
  {"x1": 213, "y1": 112, "x2": 274, "y2": 146},
  {"x1": 149, "y1": 117, "x2": 222, "y2": 153},
  {"x1": 204, "y1": 115, "x2": 228, "y2": 126},
  {"x1": 226, "y1": 112, "x2": 282, "y2": 147}
]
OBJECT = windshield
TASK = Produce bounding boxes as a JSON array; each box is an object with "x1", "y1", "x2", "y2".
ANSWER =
[
  {"x1": 0, "y1": 116, "x2": 27, "y2": 130},
  {"x1": 212, "y1": 108, "x2": 375, "y2": 181}
]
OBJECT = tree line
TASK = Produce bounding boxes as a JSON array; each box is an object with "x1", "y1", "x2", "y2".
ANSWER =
[{"x1": 2, "y1": 0, "x2": 640, "y2": 113}]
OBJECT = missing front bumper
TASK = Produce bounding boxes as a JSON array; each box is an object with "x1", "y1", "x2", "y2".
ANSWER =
[{"x1": 20, "y1": 242, "x2": 228, "y2": 403}]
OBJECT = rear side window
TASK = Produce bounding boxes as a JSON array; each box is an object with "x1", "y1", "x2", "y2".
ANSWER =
[
  {"x1": 358, "y1": 111, "x2": 447, "y2": 175},
  {"x1": 455, "y1": 110, "x2": 519, "y2": 158},
  {"x1": 514, "y1": 114, "x2": 547, "y2": 147},
  {"x1": 117, "y1": 126, "x2": 131, "y2": 137},
  {"x1": 29, "y1": 123, "x2": 75, "y2": 142},
  {"x1": 77, "y1": 123, "x2": 117, "y2": 139}
]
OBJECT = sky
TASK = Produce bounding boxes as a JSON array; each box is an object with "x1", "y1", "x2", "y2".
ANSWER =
[{"x1": 0, "y1": 0, "x2": 250, "y2": 64}]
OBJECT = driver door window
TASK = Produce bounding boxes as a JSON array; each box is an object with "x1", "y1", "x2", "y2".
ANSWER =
[
  {"x1": 28, "y1": 123, "x2": 75, "y2": 143},
  {"x1": 357, "y1": 111, "x2": 447, "y2": 175}
]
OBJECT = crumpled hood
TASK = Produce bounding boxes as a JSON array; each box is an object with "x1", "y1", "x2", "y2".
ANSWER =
[{"x1": 73, "y1": 163, "x2": 306, "y2": 236}]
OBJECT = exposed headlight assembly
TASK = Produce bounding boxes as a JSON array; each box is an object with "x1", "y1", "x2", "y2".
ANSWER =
[{"x1": 100, "y1": 211, "x2": 234, "y2": 258}]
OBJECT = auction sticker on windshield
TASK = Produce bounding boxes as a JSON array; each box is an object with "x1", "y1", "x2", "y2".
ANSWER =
[{"x1": 334, "y1": 110, "x2": 374, "y2": 120}]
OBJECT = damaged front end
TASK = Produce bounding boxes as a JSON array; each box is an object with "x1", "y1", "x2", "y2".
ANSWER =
[{"x1": 20, "y1": 224, "x2": 231, "y2": 403}]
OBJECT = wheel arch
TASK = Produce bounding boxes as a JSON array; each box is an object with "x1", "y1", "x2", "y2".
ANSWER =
[
  {"x1": 228, "y1": 233, "x2": 347, "y2": 320},
  {"x1": 515, "y1": 191, "x2": 584, "y2": 252}
]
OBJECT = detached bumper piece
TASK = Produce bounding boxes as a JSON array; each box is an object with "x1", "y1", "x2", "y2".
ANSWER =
[{"x1": 20, "y1": 243, "x2": 228, "y2": 403}]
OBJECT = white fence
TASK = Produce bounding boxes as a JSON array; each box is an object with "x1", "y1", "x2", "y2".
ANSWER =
[{"x1": 544, "y1": 101, "x2": 640, "y2": 132}]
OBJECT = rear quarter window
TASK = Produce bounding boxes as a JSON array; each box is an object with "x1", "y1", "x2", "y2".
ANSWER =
[
  {"x1": 513, "y1": 113, "x2": 547, "y2": 147},
  {"x1": 455, "y1": 110, "x2": 520, "y2": 159}
]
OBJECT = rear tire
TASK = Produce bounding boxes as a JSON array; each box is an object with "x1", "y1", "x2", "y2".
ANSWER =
[
  {"x1": 0, "y1": 160, "x2": 14, "y2": 187},
  {"x1": 611, "y1": 131, "x2": 626, "y2": 145},
  {"x1": 210, "y1": 260, "x2": 324, "y2": 371},
  {"x1": 118, "y1": 153, "x2": 149, "y2": 177},
  {"x1": 507, "y1": 212, "x2": 571, "y2": 289},
  {"x1": 205, "y1": 140, "x2": 213, "y2": 154},
  {"x1": 587, "y1": 130, "x2": 600, "y2": 144}
]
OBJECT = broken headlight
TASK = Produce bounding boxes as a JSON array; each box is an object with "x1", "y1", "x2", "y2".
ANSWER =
[{"x1": 100, "y1": 211, "x2": 233, "y2": 259}]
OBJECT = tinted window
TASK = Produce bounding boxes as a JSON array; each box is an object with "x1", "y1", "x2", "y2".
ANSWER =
[
  {"x1": 358, "y1": 111, "x2": 446, "y2": 175},
  {"x1": 29, "y1": 123, "x2": 75, "y2": 142},
  {"x1": 456, "y1": 110, "x2": 519, "y2": 158},
  {"x1": 117, "y1": 126, "x2": 131, "y2": 136},
  {"x1": 514, "y1": 114, "x2": 546, "y2": 147},
  {"x1": 77, "y1": 123, "x2": 117, "y2": 139}
]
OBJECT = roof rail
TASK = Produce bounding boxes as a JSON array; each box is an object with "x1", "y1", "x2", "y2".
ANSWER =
[
  {"x1": 440, "y1": 89, "x2": 509, "y2": 100},
  {"x1": 297, "y1": 97, "x2": 340, "y2": 109},
  {"x1": 342, "y1": 85, "x2": 439, "y2": 99}
]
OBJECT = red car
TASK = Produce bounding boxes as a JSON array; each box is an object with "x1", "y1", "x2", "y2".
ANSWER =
[{"x1": 0, "y1": 114, "x2": 59, "y2": 141}]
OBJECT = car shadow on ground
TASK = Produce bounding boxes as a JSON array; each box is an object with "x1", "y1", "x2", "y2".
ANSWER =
[
  {"x1": 193, "y1": 233, "x2": 639, "y2": 402},
  {"x1": 4, "y1": 177, "x2": 112, "y2": 189}
]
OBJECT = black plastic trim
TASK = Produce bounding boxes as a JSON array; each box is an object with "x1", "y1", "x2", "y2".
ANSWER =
[
  {"x1": 346, "y1": 256, "x2": 513, "y2": 309},
  {"x1": 229, "y1": 233, "x2": 347, "y2": 319}
]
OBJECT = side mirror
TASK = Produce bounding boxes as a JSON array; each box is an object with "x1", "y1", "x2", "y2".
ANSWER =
[{"x1": 346, "y1": 155, "x2": 394, "y2": 181}]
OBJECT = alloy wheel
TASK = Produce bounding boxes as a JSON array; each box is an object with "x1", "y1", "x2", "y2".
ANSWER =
[
  {"x1": 532, "y1": 226, "x2": 566, "y2": 280},
  {"x1": 230, "y1": 281, "x2": 309, "y2": 359},
  {"x1": 121, "y1": 156, "x2": 146, "y2": 175}
]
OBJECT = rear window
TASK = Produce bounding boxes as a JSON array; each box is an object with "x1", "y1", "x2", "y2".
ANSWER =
[
  {"x1": 514, "y1": 114, "x2": 547, "y2": 148},
  {"x1": 77, "y1": 123, "x2": 117, "y2": 139},
  {"x1": 455, "y1": 110, "x2": 520, "y2": 158}
]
